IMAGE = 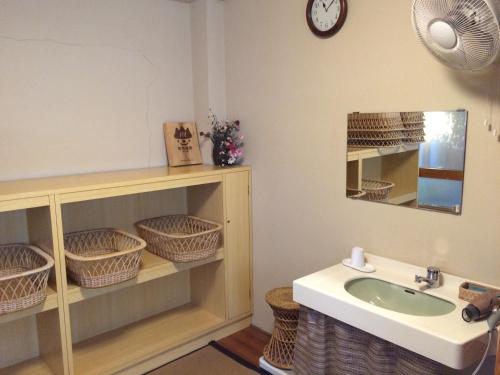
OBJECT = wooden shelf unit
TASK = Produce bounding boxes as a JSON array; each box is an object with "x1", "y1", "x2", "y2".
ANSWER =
[
  {"x1": 0, "y1": 165, "x2": 252, "y2": 375},
  {"x1": 0, "y1": 197, "x2": 68, "y2": 375},
  {"x1": 347, "y1": 146, "x2": 419, "y2": 204},
  {"x1": 347, "y1": 144, "x2": 419, "y2": 162}
]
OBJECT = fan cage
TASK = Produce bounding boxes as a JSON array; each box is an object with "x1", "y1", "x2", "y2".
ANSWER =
[{"x1": 412, "y1": 0, "x2": 500, "y2": 70}]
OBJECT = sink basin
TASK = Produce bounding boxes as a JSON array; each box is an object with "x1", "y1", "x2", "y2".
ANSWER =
[{"x1": 345, "y1": 277, "x2": 456, "y2": 316}]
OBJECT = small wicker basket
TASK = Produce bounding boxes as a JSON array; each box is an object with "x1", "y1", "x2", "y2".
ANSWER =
[
  {"x1": 458, "y1": 282, "x2": 500, "y2": 303},
  {"x1": 135, "y1": 215, "x2": 223, "y2": 263},
  {"x1": 64, "y1": 229, "x2": 146, "y2": 288},
  {"x1": 361, "y1": 179, "x2": 395, "y2": 201},
  {"x1": 0, "y1": 244, "x2": 54, "y2": 315}
]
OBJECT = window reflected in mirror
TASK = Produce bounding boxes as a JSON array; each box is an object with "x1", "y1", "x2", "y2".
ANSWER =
[{"x1": 346, "y1": 110, "x2": 467, "y2": 215}]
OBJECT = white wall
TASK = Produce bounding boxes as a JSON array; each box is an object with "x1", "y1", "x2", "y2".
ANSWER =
[
  {"x1": 0, "y1": 0, "x2": 194, "y2": 180},
  {"x1": 190, "y1": 0, "x2": 227, "y2": 164},
  {"x1": 223, "y1": 0, "x2": 500, "y2": 331}
]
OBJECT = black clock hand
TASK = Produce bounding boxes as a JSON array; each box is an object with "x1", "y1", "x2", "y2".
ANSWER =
[
  {"x1": 325, "y1": 0, "x2": 335, "y2": 12},
  {"x1": 322, "y1": 1, "x2": 327, "y2": 11}
]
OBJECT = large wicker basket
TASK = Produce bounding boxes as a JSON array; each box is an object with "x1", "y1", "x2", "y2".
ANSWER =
[
  {"x1": 347, "y1": 112, "x2": 405, "y2": 148},
  {"x1": 135, "y1": 215, "x2": 223, "y2": 263},
  {"x1": 64, "y1": 229, "x2": 146, "y2": 288},
  {"x1": 0, "y1": 244, "x2": 54, "y2": 315}
]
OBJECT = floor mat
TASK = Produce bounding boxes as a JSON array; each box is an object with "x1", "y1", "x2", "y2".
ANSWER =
[{"x1": 147, "y1": 344, "x2": 260, "y2": 375}]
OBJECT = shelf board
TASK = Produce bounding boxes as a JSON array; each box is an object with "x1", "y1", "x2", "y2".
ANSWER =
[
  {"x1": 0, "y1": 195, "x2": 50, "y2": 213},
  {"x1": 0, "y1": 285, "x2": 58, "y2": 325},
  {"x1": 67, "y1": 248, "x2": 224, "y2": 304},
  {"x1": 387, "y1": 192, "x2": 417, "y2": 205},
  {"x1": 72, "y1": 303, "x2": 225, "y2": 375},
  {"x1": 0, "y1": 357, "x2": 53, "y2": 375},
  {"x1": 0, "y1": 164, "x2": 251, "y2": 202},
  {"x1": 347, "y1": 144, "x2": 419, "y2": 161}
]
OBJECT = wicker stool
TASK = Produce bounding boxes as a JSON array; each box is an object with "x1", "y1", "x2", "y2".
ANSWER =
[{"x1": 263, "y1": 287, "x2": 300, "y2": 369}]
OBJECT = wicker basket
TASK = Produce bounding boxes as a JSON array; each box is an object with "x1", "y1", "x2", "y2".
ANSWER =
[
  {"x1": 348, "y1": 112, "x2": 404, "y2": 131},
  {"x1": 64, "y1": 229, "x2": 146, "y2": 288},
  {"x1": 347, "y1": 138, "x2": 403, "y2": 148},
  {"x1": 361, "y1": 179, "x2": 395, "y2": 201},
  {"x1": 402, "y1": 129, "x2": 426, "y2": 138},
  {"x1": 0, "y1": 244, "x2": 54, "y2": 315},
  {"x1": 400, "y1": 111, "x2": 425, "y2": 123},
  {"x1": 402, "y1": 121, "x2": 426, "y2": 130},
  {"x1": 135, "y1": 215, "x2": 223, "y2": 263},
  {"x1": 348, "y1": 130, "x2": 404, "y2": 140},
  {"x1": 347, "y1": 112, "x2": 405, "y2": 148},
  {"x1": 400, "y1": 112, "x2": 426, "y2": 145},
  {"x1": 346, "y1": 189, "x2": 367, "y2": 199},
  {"x1": 403, "y1": 136, "x2": 426, "y2": 145},
  {"x1": 458, "y1": 282, "x2": 500, "y2": 302}
]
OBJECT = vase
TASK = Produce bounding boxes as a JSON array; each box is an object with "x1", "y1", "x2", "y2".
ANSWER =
[{"x1": 212, "y1": 143, "x2": 227, "y2": 166}]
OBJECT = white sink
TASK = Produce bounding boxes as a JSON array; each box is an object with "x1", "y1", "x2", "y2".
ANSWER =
[{"x1": 293, "y1": 254, "x2": 499, "y2": 371}]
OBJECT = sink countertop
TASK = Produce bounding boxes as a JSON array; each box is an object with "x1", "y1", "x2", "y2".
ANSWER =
[{"x1": 293, "y1": 253, "x2": 499, "y2": 370}]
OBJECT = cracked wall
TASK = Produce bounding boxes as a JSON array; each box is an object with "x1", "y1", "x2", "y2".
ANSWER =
[{"x1": 0, "y1": 0, "x2": 194, "y2": 180}]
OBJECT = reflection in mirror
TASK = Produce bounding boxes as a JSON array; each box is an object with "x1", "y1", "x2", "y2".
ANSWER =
[{"x1": 346, "y1": 110, "x2": 467, "y2": 215}]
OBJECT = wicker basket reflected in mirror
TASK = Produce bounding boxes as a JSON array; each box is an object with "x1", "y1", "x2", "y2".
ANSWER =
[
  {"x1": 347, "y1": 112, "x2": 404, "y2": 148},
  {"x1": 346, "y1": 189, "x2": 367, "y2": 199},
  {"x1": 360, "y1": 179, "x2": 395, "y2": 201}
]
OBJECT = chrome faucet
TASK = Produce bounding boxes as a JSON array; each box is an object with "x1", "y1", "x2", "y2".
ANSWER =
[{"x1": 415, "y1": 266, "x2": 441, "y2": 288}]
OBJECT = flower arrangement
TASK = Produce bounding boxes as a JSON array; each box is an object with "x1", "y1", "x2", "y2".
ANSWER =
[{"x1": 200, "y1": 111, "x2": 244, "y2": 166}]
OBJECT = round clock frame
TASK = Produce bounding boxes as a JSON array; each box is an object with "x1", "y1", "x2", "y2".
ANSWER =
[{"x1": 306, "y1": 0, "x2": 348, "y2": 38}]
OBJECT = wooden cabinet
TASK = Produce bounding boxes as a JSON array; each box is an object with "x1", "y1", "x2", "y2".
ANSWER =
[
  {"x1": 225, "y1": 171, "x2": 252, "y2": 319},
  {"x1": 0, "y1": 165, "x2": 252, "y2": 375}
]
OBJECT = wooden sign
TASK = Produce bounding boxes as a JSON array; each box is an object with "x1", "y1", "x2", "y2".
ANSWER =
[{"x1": 163, "y1": 122, "x2": 203, "y2": 167}]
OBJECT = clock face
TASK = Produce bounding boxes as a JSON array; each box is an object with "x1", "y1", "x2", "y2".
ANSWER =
[
  {"x1": 312, "y1": 0, "x2": 341, "y2": 32},
  {"x1": 306, "y1": 0, "x2": 347, "y2": 38}
]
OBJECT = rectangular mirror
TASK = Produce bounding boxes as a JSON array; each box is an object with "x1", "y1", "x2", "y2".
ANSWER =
[{"x1": 346, "y1": 110, "x2": 467, "y2": 215}]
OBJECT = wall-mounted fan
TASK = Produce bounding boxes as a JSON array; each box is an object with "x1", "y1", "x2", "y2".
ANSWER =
[{"x1": 412, "y1": 0, "x2": 500, "y2": 70}]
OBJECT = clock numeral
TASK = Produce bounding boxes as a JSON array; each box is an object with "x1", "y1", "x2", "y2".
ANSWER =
[{"x1": 308, "y1": 0, "x2": 346, "y2": 36}]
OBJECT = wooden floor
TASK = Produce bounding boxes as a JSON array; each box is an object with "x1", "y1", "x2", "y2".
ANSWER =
[{"x1": 216, "y1": 325, "x2": 271, "y2": 368}]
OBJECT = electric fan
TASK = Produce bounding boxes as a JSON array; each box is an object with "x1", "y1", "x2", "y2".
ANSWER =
[{"x1": 412, "y1": 0, "x2": 500, "y2": 70}]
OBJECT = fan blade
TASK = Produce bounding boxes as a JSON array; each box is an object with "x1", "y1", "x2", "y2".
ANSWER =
[
  {"x1": 413, "y1": 0, "x2": 454, "y2": 20},
  {"x1": 461, "y1": 29, "x2": 498, "y2": 67},
  {"x1": 447, "y1": 0, "x2": 496, "y2": 34}
]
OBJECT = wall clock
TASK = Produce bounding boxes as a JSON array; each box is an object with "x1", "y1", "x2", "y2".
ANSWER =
[{"x1": 306, "y1": 0, "x2": 347, "y2": 38}]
